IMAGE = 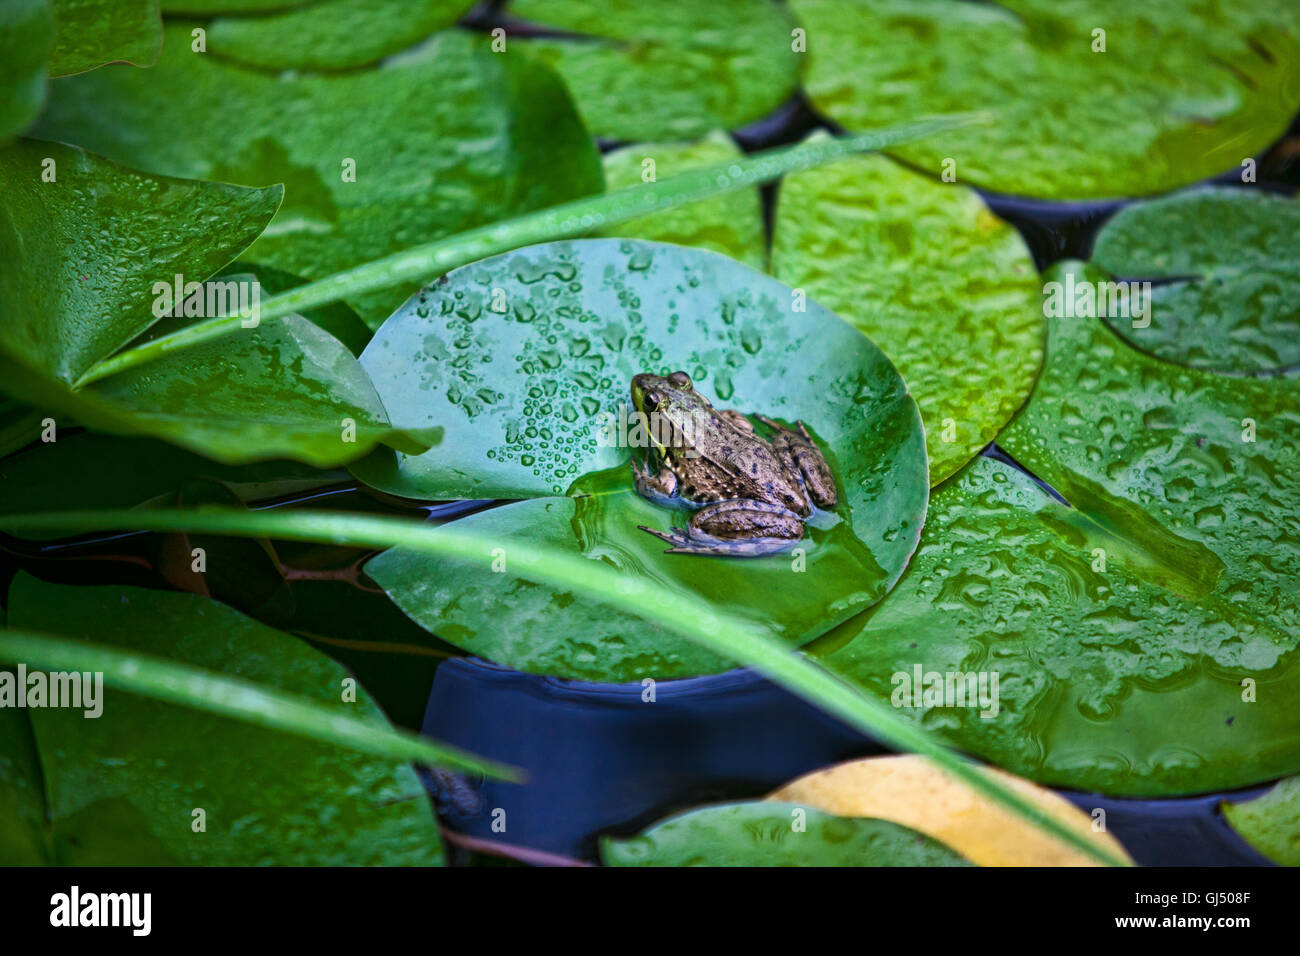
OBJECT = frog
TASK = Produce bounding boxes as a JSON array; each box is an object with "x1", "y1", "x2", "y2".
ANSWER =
[{"x1": 628, "y1": 370, "x2": 837, "y2": 557}]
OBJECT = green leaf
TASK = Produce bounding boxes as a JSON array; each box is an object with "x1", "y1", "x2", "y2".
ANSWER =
[
  {"x1": 208, "y1": 0, "x2": 472, "y2": 70},
  {"x1": 48, "y1": 0, "x2": 162, "y2": 76},
  {"x1": 0, "y1": 506, "x2": 1131, "y2": 866},
  {"x1": 0, "y1": 139, "x2": 433, "y2": 466},
  {"x1": 1223, "y1": 777, "x2": 1300, "y2": 866},
  {"x1": 599, "y1": 131, "x2": 765, "y2": 271},
  {"x1": 1090, "y1": 188, "x2": 1300, "y2": 374},
  {"x1": 600, "y1": 801, "x2": 973, "y2": 866},
  {"x1": 35, "y1": 26, "x2": 604, "y2": 327},
  {"x1": 771, "y1": 145, "x2": 1043, "y2": 484},
  {"x1": 0, "y1": 706, "x2": 48, "y2": 864},
  {"x1": 353, "y1": 238, "x2": 927, "y2": 680},
  {"x1": 791, "y1": 0, "x2": 1300, "y2": 199},
  {"x1": 0, "y1": 0, "x2": 54, "y2": 140},
  {"x1": 0, "y1": 396, "x2": 44, "y2": 459},
  {"x1": 0, "y1": 577, "x2": 499, "y2": 863},
  {"x1": 814, "y1": 263, "x2": 1300, "y2": 796},
  {"x1": 509, "y1": 0, "x2": 802, "y2": 140}
]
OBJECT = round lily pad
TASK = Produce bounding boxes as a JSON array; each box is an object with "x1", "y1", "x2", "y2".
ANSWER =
[
  {"x1": 814, "y1": 262, "x2": 1300, "y2": 796},
  {"x1": 790, "y1": 0, "x2": 1300, "y2": 199},
  {"x1": 1090, "y1": 188, "x2": 1300, "y2": 375},
  {"x1": 357, "y1": 238, "x2": 928, "y2": 682}
]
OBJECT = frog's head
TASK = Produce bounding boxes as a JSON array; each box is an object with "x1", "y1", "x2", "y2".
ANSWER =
[{"x1": 630, "y1": 370, "x2": 710, "y2": 455}]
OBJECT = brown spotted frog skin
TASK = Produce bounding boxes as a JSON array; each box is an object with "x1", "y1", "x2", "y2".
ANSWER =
[{"x1": 629, "y1": 370, "x2": 837, "y2": 557}]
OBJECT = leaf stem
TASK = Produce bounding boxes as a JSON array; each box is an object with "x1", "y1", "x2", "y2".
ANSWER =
[
  {"x1": 1, "y1": 506, "x2": 1129, "y2": 866},
  {"x1": 73, "y1": 114, "x2": 985, "y2": 389}
]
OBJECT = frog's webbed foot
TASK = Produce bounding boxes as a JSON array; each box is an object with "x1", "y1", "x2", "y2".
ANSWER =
[
  {"x1": 638, "y1": 499, "x2": 804, "y2": 557},
  {"x1": 756, "y1": 415, "x2": 838, "y2": 509}
]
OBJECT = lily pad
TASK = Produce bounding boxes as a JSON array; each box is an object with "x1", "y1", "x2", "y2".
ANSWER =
[
  {"x1": 769, "y1": 755, "x2": 1133, "y2": 866},
  {"x1": 790, "y1": 0, "x2": 1300, "y2": 199},
  {"x1": 208, "y1": 0, "x2": 472, "y2": 71},
  {"x1": 0, "y1": 139, "x2": 437, "y2": 465},
  {"x1": 814, "y1": 264, "x2": 1300, "y2": 796},
  {"x1": 600, "y1": 801, "x2": 971, "y2": 866},
  {"x1": 48, "y1": 0, "x2": 162, "y2": 76},
  {"x1": 1222, "y1": 776, "x2": 1300, "y2": 866},
  {"x1": 600, "y1": 131, "x2": 765, "y2": 271},
  {"x1": 1090, "y1": 188, "x2": 1300, "y2": 375},
  {"x1": 771, "y1": 146, "x2": 1042, "y2": 484},
  {"x1": 4, "y1": 574, "x2": 444, "y2": 865},
  {"x1": 34, "y1": 25, "x2": 604, "y2": 326},
  {"x1": 358, "y1": 238, "x2": 928, "y2": 682},
  {"x1": 0, "y1": 0, "x2": 54, "y2": 139},
  {"x1": 508, "y1": 0, "x2": 802, "y2": 141}
]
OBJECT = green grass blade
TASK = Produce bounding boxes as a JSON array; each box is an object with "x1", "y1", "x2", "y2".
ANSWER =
[
  {"x1": 0, "y1": 507, "x2": 1130, "y2": 866},
  {"x1": 0, "y1": 627, "x2": 519, "y2": 781}
]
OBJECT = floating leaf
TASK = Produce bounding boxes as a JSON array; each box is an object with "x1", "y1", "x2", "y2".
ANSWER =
[
  {"x1": 790, "y1": 0, "x2": 1300, "y2": 199},
  {"x1": 1222, "y1": 776, "x2": 1300, "y2": 866},
  {"x1": 772, "y1": 145, "x2": 1042, "y2": 483},
  {"x1": 0, "y1": 574, "x2": 517, "y2": 863},
  {"x1": 208, "y1": 0, "x2": 472, "y2": 71},
  {"x1": 35, "y1": 26, "x2": 605, "y2": 326},
  {"x1": 48, "y1": 0, "x2": 161, "y2": 76},
  {"x1": 1090, "y1": 188, "x2": 1300, "y2": 374},
  {"x1": 0, "y1": 0, "x2": 54, "y2": 139},
  {"x1": 509, "y1": 0, "x2": 802, "y2": 141},
  {"x1": 600, "y1": 131, "x2": 765, "y2": 271},
  {"x1": 601, "y1": 801, "x2": 972, "y2": 866},
  {"x1": 815, "y1": 264, "x2": 1300, "y2": 795},
  {"x1": 0, "y1": 139, "x2": 434, "y2": 465},
  {"x1": 355, "y1": 238, "x2": 928, "y2": 681},
  {"x1": 769, "y1": 755, "x2": 1133, "y2": 866},
  {"x1": 0, "y1": 707, "x2": 47, "y2": 864}
]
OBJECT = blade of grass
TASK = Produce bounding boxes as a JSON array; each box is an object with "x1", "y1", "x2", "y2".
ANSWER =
[
  {"x1": 0, "y1": 627, "x2": 519, "y2": 781},
  {"x1": 1, "y1": 507, "x2": 1130, "y2": 866},
  {"x1": 73, "y1": 114, "x2": 986, "y2": 389}
]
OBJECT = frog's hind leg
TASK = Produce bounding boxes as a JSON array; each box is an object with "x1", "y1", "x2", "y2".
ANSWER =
[
  {"x1": 757, "y1": 415, "x2": 838, "y2": 509},
  {"x1": 638, "y1": 499, "x2": 804, "y2": 557}
]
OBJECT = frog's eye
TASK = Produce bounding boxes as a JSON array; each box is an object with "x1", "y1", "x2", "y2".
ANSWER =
[
  {"x1": 668, "y1": 371, "x2": 691, "y2": 388},
  {"x1": 642, "y1": 391, "x2": 660, "y2": 411}
]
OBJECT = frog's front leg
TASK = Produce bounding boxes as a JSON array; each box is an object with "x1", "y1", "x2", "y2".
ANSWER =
[
  {"x1": 757, "y1": 416, "x2": 838, "y2": 508},
  {"x1": 631, "y1": 454, "x2": 678, "y2": 505},
  {"x1": 638, "y1": 499, "x2": 804, "y2": 557}
]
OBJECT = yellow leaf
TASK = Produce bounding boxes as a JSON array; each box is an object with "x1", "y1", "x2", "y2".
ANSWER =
[{"x1": 768, "y1": 755, "x2": 1133, "y2": 867}]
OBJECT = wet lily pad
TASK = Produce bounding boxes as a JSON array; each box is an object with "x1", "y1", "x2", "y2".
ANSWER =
[
  {"x1": 1090, "y1": 188, "x2": 1300, "y2": 374},
  {"x1": 814, "y1": 263, "x2": 1300, "y2": 796},
  {"x1": 34, "y1": 25, "x2": 604, "y2": 326},
  {"x1": 790, "y1": 0, "x2": 1300, "y2": 199},
  {"x1": 600, "y1": 801, "x2": 971, "y2": 866},
  {"x1": 1223, "y1": 776, "x2": 1300, "y2": 866},
  {"x1": 48, "y1": 0, "x2": 162, "y2": 76},
  {"x1": 508, "y1": 0, "x2": 802, "y2": 141},
  {"x1": 208, "y1": 0, "x2": 472, "y2": 71},
  {"x1": 0, "y1": 140, "x2": 433, "y2": 466},
  {"x1": 4, "y1": 574, "x2": 443, "y2": 864},
  {"x1": 772, "y1": 146, "x2": 1042, "y2": 484},
  {"x1": 600, "y1": 131, "x2": 765, "y2": 271},
  {"x1": 0, "y1": 0, "x2": 53, "y2": 139},
  {"x1": 358, "y1": 238, "x2": 928, "y2": 681}
]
